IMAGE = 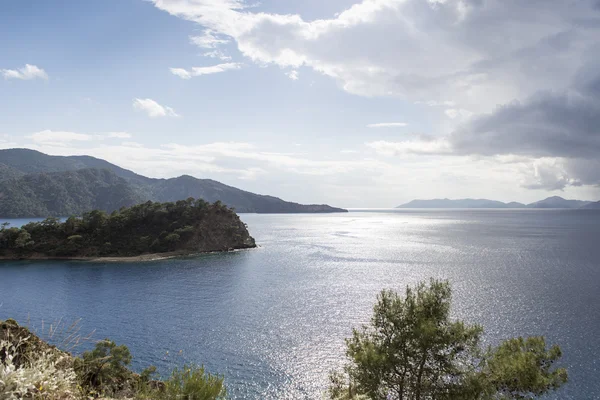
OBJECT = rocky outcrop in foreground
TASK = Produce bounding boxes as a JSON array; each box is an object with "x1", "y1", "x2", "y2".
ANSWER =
[{"x1": 0, "y1": 319, "x2": 226, "y2": 399}]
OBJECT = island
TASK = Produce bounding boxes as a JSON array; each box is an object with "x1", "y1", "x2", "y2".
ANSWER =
[
  {"x1": 0, "y1": 198, "x2": 256, "y2": 261},
  {"x1": 396, "y1": 196, "x2": 595, "y2": 209}
]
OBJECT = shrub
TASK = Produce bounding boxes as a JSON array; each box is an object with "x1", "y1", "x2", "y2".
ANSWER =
[
  {"x1": 159, "y1": 365, "x2": 227, "y2": 400},
  {"x1": 75, "y1": 339, "x2": 132, "y2": 394}
]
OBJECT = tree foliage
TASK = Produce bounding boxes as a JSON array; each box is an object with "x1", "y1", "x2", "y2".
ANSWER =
[
  {"x1": 75, "y1": 339, "x2": 132, "y2": 391},
  {"x1": 0, "y1": 168, "x2": 144, "y2": 218},
  {"x1": 160, "y1": 365, "x2": 227, "y2": 400},
  {"x1": 0, "y1": 198, "x2": 255, "y2": 258},
  {"x1": 330, "y1": 280, "x2": 567, "y2": 400}
]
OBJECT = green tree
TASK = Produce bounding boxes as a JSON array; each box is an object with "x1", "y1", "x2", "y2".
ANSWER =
[
  {"x1": 76, "y1": 339, "x2": 132, "y2": 392},
  {"x1": 479, "y1": 336, "x2": 568, "y2": 399},
  {"x1": 14, "y1": 230, "x2": 33, "y2": 248},
  {"x1": 330, "y1": 279, "x2": 567, "y2": 400}
]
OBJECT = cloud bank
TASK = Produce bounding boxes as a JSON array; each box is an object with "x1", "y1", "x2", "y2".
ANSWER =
[{"x1": 149, "y1": 0, "x2": 600, "y2": 194}]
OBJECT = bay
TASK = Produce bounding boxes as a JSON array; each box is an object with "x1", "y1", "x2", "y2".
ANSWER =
[{"x1": 1, "y1": 209, "x2": 599, "y2": 399}]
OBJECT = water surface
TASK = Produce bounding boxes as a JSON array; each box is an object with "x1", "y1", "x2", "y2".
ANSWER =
[{"x1": 1, "y1": 210, "x2": 598, "y2": 399}]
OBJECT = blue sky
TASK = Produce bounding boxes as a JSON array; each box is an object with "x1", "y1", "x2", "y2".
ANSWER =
[{"x1": 2, "y1": 0, "x2": 600, "y2": 207}]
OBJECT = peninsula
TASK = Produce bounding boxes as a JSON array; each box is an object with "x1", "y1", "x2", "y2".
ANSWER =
[{"x1": 0, "y1": 198, "x2": 256, "y2": 261}]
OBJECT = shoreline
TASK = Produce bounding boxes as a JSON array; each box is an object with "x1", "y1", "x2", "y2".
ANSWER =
[{"x1": 0, "y1": 246, "x2": 257, "y2": 263}]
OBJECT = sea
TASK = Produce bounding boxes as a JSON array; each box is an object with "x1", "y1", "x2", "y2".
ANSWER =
[{"x1": 0, "y1": 209, "x2": 599, "y2": 399}]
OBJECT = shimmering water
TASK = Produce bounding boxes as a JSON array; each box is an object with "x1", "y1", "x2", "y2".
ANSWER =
[{"x1": 1, "y1": 210, "x2": 599, "y2": 399}]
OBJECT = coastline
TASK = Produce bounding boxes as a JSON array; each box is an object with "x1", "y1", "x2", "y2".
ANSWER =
[{"x1": 0, "y1": 246, "x2": 257, "y2": 263}]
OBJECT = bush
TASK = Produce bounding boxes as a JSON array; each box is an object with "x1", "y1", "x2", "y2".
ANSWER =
[
  {"x1": 1, "y1": 320, "x2": 227, "y2": 400},
  {"x1": 159, "y1": 365, "x2": 227, "y2": 400},
  {"x1": 75, "y1": 339, "x2": 132, "y2": 394}
]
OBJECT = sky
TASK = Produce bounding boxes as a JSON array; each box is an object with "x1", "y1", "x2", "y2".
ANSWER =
[{"x1": 1, "y1": 0, "x2": 600, "y2": 207}]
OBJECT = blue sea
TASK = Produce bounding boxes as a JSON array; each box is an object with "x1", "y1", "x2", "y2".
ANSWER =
[{"x1": 1, "y1": 210, "x2": 599, "y2": 399}]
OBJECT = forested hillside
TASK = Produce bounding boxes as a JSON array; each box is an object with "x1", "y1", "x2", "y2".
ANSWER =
[
  {"x1": 0, "y1": 169, "x2": 143, "y2": 218},
  {"x1": 0, "y1": 149, "x2": 347, "y2": 217}
]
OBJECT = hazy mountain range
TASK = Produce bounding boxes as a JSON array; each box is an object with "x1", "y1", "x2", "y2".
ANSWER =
[
  {"x1": 0, "y1": 149, "x2": 347, "y2": 218},
  {"x1": 397, "y1": 197, "x2": 597, "y2": 209}
]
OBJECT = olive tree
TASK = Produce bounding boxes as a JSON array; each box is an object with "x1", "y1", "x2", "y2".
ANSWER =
[{"x1": 329, "y1": 279, "x2": 567, "y2": 400}]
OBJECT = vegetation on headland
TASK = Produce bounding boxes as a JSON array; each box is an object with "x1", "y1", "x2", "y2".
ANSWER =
[
  {"x1": 0, "y1": 198, "x2": 256, "y2": 260},
  {"x1": 328, "y1": 279, "x2": 567, "y2": 400},
  {"x1": 0, "y1": 319, "x2": 226, "y2": 399},
  {"x1": 0, "y1": 149, "x2": 348, "y2": 217},
  {"x1": 0, "y1": 280, "x2": 567, "y2": 399}
]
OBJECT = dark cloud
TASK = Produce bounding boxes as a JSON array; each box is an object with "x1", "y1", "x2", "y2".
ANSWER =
[
  {"x1": 565, "y1": 158, "x2": 600, "y2": 186},
  {"x1": 448, "y1": 59, "x2": 600, "y2": 190},
  {"x1": 450, "y1": 89, "x2": 600, "y2": 158}
]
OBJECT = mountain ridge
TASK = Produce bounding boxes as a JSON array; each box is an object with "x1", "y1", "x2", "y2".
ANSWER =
[
  {"x1": 580, "y1": 201, "x2": 600, "y2": 209},
  {"x1": 0, "y1": 149, "x2": 347, "y2": 217},
  {"x1": 397, "y1": 197, "x2": 595, "y2": 209}
]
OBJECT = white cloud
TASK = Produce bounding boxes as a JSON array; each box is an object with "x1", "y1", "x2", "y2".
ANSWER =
[
  {"x1": 1, "y1": 64, "x2": 48, "y2": 80},
  {"x1": 519, "y1": 158, "x2": 575, "y2": 191},
  {"x1": 157, "y1": 142, "x2": 387, "y2": 177},
  {"x1": 28, "y1": 130, "x2": 94, "y2": 146},
  {"x1": 26, "y1": 130, "x2": 135, "y2": 146},
  {"x1": 170, "y1": 68, "x2": 193, "y2": 79},
  {"x1": 285, "y1": 70, "x2": 299, "y2": 80},
  {"x1": 367, "y1": 137, "x2": 452, "y2": 156},
  {"x1": 238, "y1": 167, "x2": 267, "y2": 180},
  {"x1": 415, "y1": 100, "x2": 456, "y2": 107},
  {"x1": 105, "y1": 132, "x2": 132, "y2": 139},
  {"x1": 444, "y1": 108, "x2": 473, "y2": 119},
  {"x1": 190, "y1": 29, "x2": 230, "y2": 48},
  {"x1": 367, "y1": 122, "x2": 408, "y2": 128},
  {"x1": 122, "y1": 141, "x2": 144, "y2": 148},
  {"x1": 203, "y1": 50, "x2": 232, "y2": 61},
  {"x1": 133, "y1": 98, "x2": 179, "y2": 118},
  {"x1": 0, "y1": 134, "x2": 17, "y2": 149},
  {"x1": 170, "y1": 63, "x2": 242, "y2": 79},
  {"x1": 150, "y1": 0, "x2": 600, "y2": 116}
]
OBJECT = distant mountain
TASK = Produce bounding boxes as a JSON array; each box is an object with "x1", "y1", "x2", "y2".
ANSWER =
[
  {"x1": 150, "y1": 175, "x2": 344, "y2": 213},
  {"x1": 579, "y1": 201, "x2": 600, "y2": 209},
  {"x1": 0, "y1": 149, "x2": 347, "y2": 217},
  {"x1": 397, "y1": 199, "x2": 526, "y2": 209},
  {"x1": 527, "y1": 196, "x2": 591, "y2": 209},
  {"x1": 0, "y1": 149, "x2": 151, "y2": 185},
  {"x1": 397, "y1": 196, "x2": 594, "y2": 209}
]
